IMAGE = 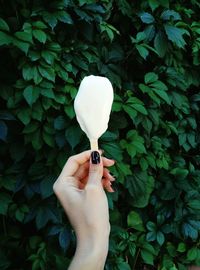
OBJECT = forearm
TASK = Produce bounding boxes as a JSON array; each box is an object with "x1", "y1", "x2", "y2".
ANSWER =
[
  {"x1": 68, "y1": 229, "x2": 110, "y2": 270},
  {"x1": 68, "y1": 249, "x2": 108, "y2": 270}
]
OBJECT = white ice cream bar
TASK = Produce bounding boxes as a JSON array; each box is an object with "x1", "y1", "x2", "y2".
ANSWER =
[{"x1": 74, "y1": 75, "x2": 114, "y2": 150}]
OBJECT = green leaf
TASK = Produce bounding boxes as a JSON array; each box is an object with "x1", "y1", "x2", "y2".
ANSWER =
[
  {"x1": 164, "y1": 25, "x2": 186, "y2": 48},
  {"x1": 147, "y1": 221, "x2": 156, "y2": 231},
  {"x1": 127, "y1": 211, "x2": 145, "y2": 231},
  {"x1": 17, "y1": 108, "x2": 31, "y2": 125},
  {"x1": 57, "y1": 11, "x2": 73, "y2": 24},
  {"x1": 0, "y1": 192, "x2": 12, "y2": 215},
  {"x1": 148, "y1": 0, "x2": 159, "y2": 11},
  {"x1": 33, "y1": 29, "x2": 47, "y2": 43},
  {"x1": 22, "y1": 122, "x2": 40, "y2": 134},
  {"x1": 40, "y1": 175, "x2": 56, "y2": 199},
  {"x1": 182, "y1": 223, "x2": 198, "y2": 239},
  {"x1": 170, "y1": 168, "x2": 189, "y2": 178},
  {"x1": 33, "y1": 66, "x2": 43, "y2": 85},
  {"x1": 28, "y1": 50, "x2": 40, "y2": 61},
  {"x1": 156, "y1": 231, "x2": 165, "y2": 245},
  {"x1": 178, "y1": 133, "x2": 187, "y2": 146},
  {"x1": 188, "y1": 200, "x2": 200, "y2": 210},
  {"x1": 0, "y1": 31, "x2": 12, "y2": 45},
  {"x1": 23, "y1": 86, "x2": 40, "y2": 106},
  {"x1": 146, "y1": 231, "x2": 156, "y2": 241},
  {"x1": 123, "y1": 105, "x2": 137, "y2": 121},
  {"x1": 54, "y1": 93, "x2": 66, "y2": 104},
  {"x1": 154, "y1": 89, "x2": 171, "y2": 104},
  {"x1": 43, "y1": 131, "x2": 55, "y2": 147},
  {"x1": 32, "y1": 102, "x2": 43, "y2": 121},
  {"x1": 38, "y1": 66, "x2": 55, "y2": 82},
  {"x1": 22, "y1": 64, "x2": 33, "y2": 81},
  {"x1": 0, "y1": 18, "x2": 9, "y2": 31},
  {"x1": 177, "y1": 243, "x2": 186, "y2": 252},
  {"x1": 187, "y1": 132, "x2": 196, "y2": 148},
  {"x1": 32, "y1": 129, "x2": 43, "y2": 150},
  {"x1": 141, "y1": 249, "x2": 154, "y2": 265},
  {"x1": 41, "y1": 50, "x2": 55, "y2": 65},
  {"x1": 150, "y1": 80, "x2": 168, "y2": 91},
  {"x1": 54, "y1": 116, "x2": 67, "y2": 130},
  {"x1": 139, "y1": 12, "x2": 155, "y2": 24},
  {"x1": 126, "y1": 173, "x2": 154, "y2": 208},
  {"x1": 145, "y1": 72, "x2": 158, "y2": 84},
  {"x1": 129, "y1": 242, "x2": 136, "y2": 257},
  {"x1": 65, "y1": 125, "x2": 82, "y2": 149},
  {"x1": 36, "y1": 206, "x2": 57, "y2": 229},
  {"x1": 139, "y1": 157, "x2": 148, "y2": 170},
  {"x1": 32, "y1": 21, "x2": 47, "y2": 29},
  {"x1": 130, "y1": 103, "x2": 148, "y2": 115},
  {"x1": 59, "y1": 228, "x2": 70, "y2": 252},
  {"x1": 116, "y1": 162, "x2": 132, "y2": 183},
  {"x1": 43, "y1": 12, "x2": 58, "y2": 29},
  {"x1": 117, "y1": 262, "x2": 131, "y2": 270},
  {"x1": 41, "y1": 88, "x2": 55, "y2": 99},
  {"x1": 187, "y1": 247, "x2": 198, "y2": 261},
  {"x1": 161, "y1": 10, "x2": 181, "y2": 21},
  {"x1": 136, "y1": 44, "x2": 149, "y2": 59},
  {"x1": 64, "y1": 105, "x2": 75, "y2": 119},
  {"x1": 15, "y1": 31, "x2": 32, "y2": 43},
  {"x1": 101, "y1": 131, "x2": 118, "y2": 142},
  {"x1": 154, "y1": 31, "x2": 168, "y2": 57},
  {"x1": 102, "y1": 142, "x2": 123, "y2": 161},
  {"x1": 13, "y1": 38, "x2": 30, "y2": 54}
]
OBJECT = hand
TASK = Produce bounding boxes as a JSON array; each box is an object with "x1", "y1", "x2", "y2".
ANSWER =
[{"x1": 53, "y1": 150, "x2": 115, "y2": 270}]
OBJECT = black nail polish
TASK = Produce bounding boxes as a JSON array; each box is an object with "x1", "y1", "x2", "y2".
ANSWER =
[{"x1": 91, "y1": 151, "x2": 100, "y2": 164}]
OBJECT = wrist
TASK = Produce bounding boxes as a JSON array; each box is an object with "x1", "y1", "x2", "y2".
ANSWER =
[
  {"x1": 69, "y1": 227, "x2": 110, "y2": 270},
  {"x1": 76, "y1": 227, "x2": 110, "y2": 256}
]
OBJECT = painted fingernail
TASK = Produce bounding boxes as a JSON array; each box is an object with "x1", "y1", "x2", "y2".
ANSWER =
[{"x1": 91, "y1": 151, "x2": 100, "y2": 164}]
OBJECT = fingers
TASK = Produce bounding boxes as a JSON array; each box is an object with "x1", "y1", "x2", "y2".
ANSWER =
[
  {"x1": 61, "y1": 150, "x2": 102, "y2": 178},
  {"x1": 74, "y1": 158, "x2": 115, "y2": 180},
  {"x1": 102, "y1": 157, "x2": 115, "y2": 167},
  {"x1": 78, "y1": 167, "x2": 115, "y2": 189},
  {"x1": 102, "y1": 178, "x2": 115, "y2": 193},
  {"x1": 87, "y1": 151, "x2": 103, "y2": 186},
  {"x1": 59, "y1": 150, "x2": 116, "y2": 192},
  {"x1": 74, "y1": 162, "x2": 90, "y2": 180},
  {"x1": 103, "y1": 167, "x2": 115, "y2": 181}
]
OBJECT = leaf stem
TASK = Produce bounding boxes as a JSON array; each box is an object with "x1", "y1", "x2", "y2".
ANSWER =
[{"x1": 132, "y1": 247, "x2": 140, "y2": 270}]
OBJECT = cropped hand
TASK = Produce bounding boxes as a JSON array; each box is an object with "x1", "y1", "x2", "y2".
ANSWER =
[{"x1": 53, "y1": 150, "x2": 115, "y2": 270}]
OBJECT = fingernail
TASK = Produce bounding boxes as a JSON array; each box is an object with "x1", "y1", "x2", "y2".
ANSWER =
[
  {"x1": 110, "y1": 187, "x2": 115, "y2": 193},
  {"x1": 91, "y1": 151, "x2": 100, "y2": 164},
  {"x1": 110, "y1": 172, "x2": 116, "y2": 178}
]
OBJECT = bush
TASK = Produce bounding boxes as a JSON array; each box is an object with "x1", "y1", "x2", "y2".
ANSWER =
[{"x1": 0, "y1": 0, "x2": 200, "y2": 269}]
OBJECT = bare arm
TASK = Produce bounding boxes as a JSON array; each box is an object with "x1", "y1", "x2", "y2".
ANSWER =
[{"x1": 53, "y1": 150, "x2": 115, "y2": 270}]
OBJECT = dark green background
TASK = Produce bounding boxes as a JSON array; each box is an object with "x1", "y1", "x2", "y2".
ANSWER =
[{"x1": 0, "y1": 0, "x2": 200, "y2": 269}]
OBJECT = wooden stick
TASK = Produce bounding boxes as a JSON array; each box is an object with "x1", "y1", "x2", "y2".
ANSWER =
[{"x1": 90, "y1": 139, "x2": 98, "y2": 151}]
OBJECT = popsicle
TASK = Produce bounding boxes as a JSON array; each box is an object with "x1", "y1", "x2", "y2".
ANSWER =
[{"x1": 74, "y1": 75, "x2": 114, "y2": 150}]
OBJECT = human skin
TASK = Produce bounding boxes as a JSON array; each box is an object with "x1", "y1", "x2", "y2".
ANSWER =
[{"x1": 53, "y1": 150, "x2": 115, "y2": 270}]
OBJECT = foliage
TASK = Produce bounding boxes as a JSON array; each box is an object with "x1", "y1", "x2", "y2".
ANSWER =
[{"x1": 0, "y1": 0, "x2": 200, "y2": 269}]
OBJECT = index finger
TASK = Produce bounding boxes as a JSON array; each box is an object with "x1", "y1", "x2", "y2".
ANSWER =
[{"x1": 61, "y1": 150, "x2": 102, "y2": 177}]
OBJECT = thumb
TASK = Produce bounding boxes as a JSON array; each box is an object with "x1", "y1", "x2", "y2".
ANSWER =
[{"x1": 87, "y1": 151, "x2": 103, "y2": 186}]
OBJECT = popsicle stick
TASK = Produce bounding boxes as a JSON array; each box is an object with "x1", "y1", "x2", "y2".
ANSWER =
[{"x1": 90, "y1": 139, "x2": 99, "y2": 151}]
